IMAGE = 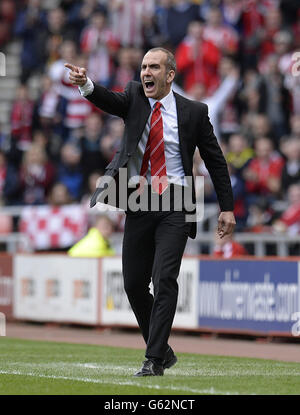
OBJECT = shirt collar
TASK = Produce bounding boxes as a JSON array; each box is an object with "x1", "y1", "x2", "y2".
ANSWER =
[{"x1": 148, "y1": 89, "x2": 174, "y2": 112}]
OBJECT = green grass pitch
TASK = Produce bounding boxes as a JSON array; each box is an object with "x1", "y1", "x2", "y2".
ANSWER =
[{"x1": 0, "y1": 337, "x2": 300, "y2": 395}]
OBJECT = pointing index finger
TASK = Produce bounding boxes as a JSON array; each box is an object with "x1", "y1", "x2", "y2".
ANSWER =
[{"x1": 64, "y1": 63, "x2": 78, "y2": 72}]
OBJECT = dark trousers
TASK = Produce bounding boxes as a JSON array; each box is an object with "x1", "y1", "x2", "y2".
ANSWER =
[{"x1": 122, "y1": 186, "x2": 191, "y2": 361}]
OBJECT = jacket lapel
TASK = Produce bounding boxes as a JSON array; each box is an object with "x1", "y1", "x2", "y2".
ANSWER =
[
  {"x1": 174, "y1": 92, "x2": 190, "y2": 174},
  {"x1": 128, "y1": 86, "x2": 151, "y2": 150},
  {"x1": 174, "y1": 92, "x2": 190, "y2": 142},
  {"x1": 137, "y1": 92, "x2": 151, "y2": 138}
]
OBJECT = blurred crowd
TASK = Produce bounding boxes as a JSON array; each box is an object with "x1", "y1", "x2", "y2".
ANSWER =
[{"x1": 0, "y1": 0, "x2": 300, "y2": 237}]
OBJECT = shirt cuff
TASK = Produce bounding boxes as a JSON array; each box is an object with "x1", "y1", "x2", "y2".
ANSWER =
[{"x1": 78, "y1": 77, "x2": 94, "y2": 96}]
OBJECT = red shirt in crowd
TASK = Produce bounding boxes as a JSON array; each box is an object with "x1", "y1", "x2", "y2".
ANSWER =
[
  {"x1": 11, "y1": 99, "x2": 34, "y2": 148},
  {"x1": 175, "y1": 37, "x2": 221, "y2": 94},
  {"x1": 280, "y1": 202, "x2": 300, "y2": 228},
  {"x1": 213, "y1": 241, "x2": 248, "y2": 258},
  {"x1": 245, "y1": 154, "x2": 284, "y2": 195}
]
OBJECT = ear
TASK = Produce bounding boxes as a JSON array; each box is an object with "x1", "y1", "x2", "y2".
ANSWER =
[{"x1": 167, "y1": 70, "x2": 175, "y2": 84}]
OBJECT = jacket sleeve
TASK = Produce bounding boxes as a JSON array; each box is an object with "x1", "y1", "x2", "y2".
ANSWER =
[
  {"x1": 196, "y1": 103, "x2": 234, "y2": 212},
  {"x1": 84, "y1": 81, "x2": 131, "y2": 119}
]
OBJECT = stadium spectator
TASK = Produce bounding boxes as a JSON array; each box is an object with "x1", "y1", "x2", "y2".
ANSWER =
[
  {"x1": 226, "y1": 133, "x2": 254, "y2": 178},
  {"x1": 215, "y1": 56, "x2": 240, "y2": 141},
  {"x1": 131, "y1": 47, "x2": 145, "y2": 81},
  {"x1": 108, "y1": 0, "x2": 155, "y2": 48},
  {"x1": 154, "y1": 0, "x2": 172, "y2": 46},
  {"x1": 57, "y1": 143, "x2": 83, "y2": 201},
  {"x1": 58, "y1": 0, "x2": 89, "y2": 34},
  {"x1": 80, "y1": 9, "x2": 119, "y2": 87},
  {"x1": 32, "y1": 74, "x2": 59, "y2": 136},
  {"x1": 10, "y1": 84, "x2": 34, "y2": 166},
  {"x1": 222, "y1": 0, "x2": 244, "y2": 33},
  {"x1": 283, "y1": 55, "x2": 300, "y2": 115},
  {"x1": 0, "y1": 0, "x2": 16, "y2": 48},
  {"x1": 292, "y1": 8, "x2": 300, "y2": 49},
  {"x1": 110, "y1": 47, "x2": 135, "y2": 92},
  {"x1": 81, "y1": 169, "x2": 104, "y2": 207},
  {"x1": 258, "y1": 54, "x2": 290, "y2": 141},
  {"x1": 10, "y1": 84, "x2": 34, "y2": 148},
  {"x1": 245, "y1": 197, "x2": 273, "y2": 233},
  {"x1": 14, "y1": 0, "x2": 47, "y2": 82},
  {"x1": 271, "y1": 30, "x2": 294, "y2": 76},
  {"x1": 19, "y1": 143, "x2": 56, "y2": 205},
  {"x1": 239, "y1": 0, "x2": 265, "y2": 69},
  {"x1": 68, "y1": 214, "x2": 115, "y2": 257},
  {"x1": 239, "y1": 86, "x2": 262, "y2": 135},
  {"x1": 273, "y1": 183, "x2": 300, "y2": 235},
  {"x1": 78, "y1": 112, "x2": 107, "y2": 180},
  {"x1": 142, "y1": 9, "x2": 167, "y2": 51},
  {"x1": 289, "y1": 114, "x2": 300, "y2": 140},
  {"x1": 100, "y1": 117, "x2": 125, "y2": 163},
  {"x1": 0, "y1": 123, "x2": 8, "y2": 152},
  {"x1": 31, "y1": 130, "x2": 48, "y2": 149},
  {"x1": 81, "y1": 169, "x2": 125, "y2": 232},
  {"x1": 31, "y1": 130, "x2": 61, "y2": 164},
  {"x1": 259, "y1": 7, "x2": 283, "y2": 61},
  {"x1": 42, "y1": 7, "x2": 79, "y2": 69},
  {"x1": 47, "y1": 182, "x2": 73, "y2": 206},
  {"x1": 244, "y1": 136, "x2": 285, "y2": 203},
  {"x1": 49, "y1": 43, "x2": 94, "y2": 135},
  {"x1": 0, "y1": 150, "x2": 19, "y2": 206},
  {"x1": 242, "y1": 114, "x2": 274, "y2": 146},
  {"x1": 280, "y1": 137, "x2": 300, "y2": 195},
  {"x1": 175, "y1": 20, "x2": 221, "y2": 93},
  {"x1": 201, "y1": 159, "x2": 248, "y2": 230},
  {"x1": 203, "y1": 6, "x2": 239, "y2": 55},
  {"x1": 48, "y1": 39, "x2": 77, "y2": 98},
  {"x1": 280, "y1": 0, "x2": 300, "y2": 26},
  {"x1": 213, "y1": 231, "x2": 248, "y2": 258},
  {"x1": 173, "y1": 56, "x2": 240, "y2": 141},
  {"x1": 76, "y1": 0, "x2": 107, "y2": 26},
  {"x1": 163, "y1": 0, "x2": 201, "y2": 48}
]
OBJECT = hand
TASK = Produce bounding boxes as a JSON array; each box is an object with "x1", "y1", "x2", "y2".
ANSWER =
[
  {"x1": 64, "y1": 63, "x2": 87, "y2": 87},
  {"x1": 217, "y1": 211, "x2": 236, "y2": 239}
]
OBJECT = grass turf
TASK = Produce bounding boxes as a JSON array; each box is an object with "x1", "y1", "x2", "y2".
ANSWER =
[{"x1": 0, "y1": 337, "x2": 300, "y2": 395}]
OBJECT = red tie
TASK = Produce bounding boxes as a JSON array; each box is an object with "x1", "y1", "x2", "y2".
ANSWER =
[{"x1": 140, "y1": 102, "x2": 168, "y2": 194}]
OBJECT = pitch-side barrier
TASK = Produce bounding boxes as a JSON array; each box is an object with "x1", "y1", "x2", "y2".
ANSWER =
[{"x1": 0, "y1": 254, "x2": 299, "y2": 337}]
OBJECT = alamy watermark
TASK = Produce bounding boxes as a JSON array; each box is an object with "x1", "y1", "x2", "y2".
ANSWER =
[
  {"x1": 94, "y1": 169, "x2": 205, "y2": 223},
  {"x1": 291, "y1": 51, "x2": 300, "y2": 77},
  {"x1": 0, "y1": 312, "x2": 6, "y2": 336},
  {"x1": 0, "y1": 52, "x2": 5, "y2": 76},
  {"x1": 291, "y1": 311, "x2": 300, "y2": 337}
]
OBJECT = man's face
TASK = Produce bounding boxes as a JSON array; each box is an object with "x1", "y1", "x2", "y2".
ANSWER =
[{"x1": 140, "y1": 51, "x2": 174, "y2": 101}]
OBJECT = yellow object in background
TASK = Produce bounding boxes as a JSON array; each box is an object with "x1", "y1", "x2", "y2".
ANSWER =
[{"x1": 68, "y1": 227, "x2": 115, "y2": 257}]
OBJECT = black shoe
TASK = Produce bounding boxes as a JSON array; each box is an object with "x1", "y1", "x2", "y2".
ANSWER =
[
  {"x1": 134, "y1": 359, "x2": 164, "y2": 377},
  {"x1": 163, "y1": 347, "x2": 177, "y2": 369}
]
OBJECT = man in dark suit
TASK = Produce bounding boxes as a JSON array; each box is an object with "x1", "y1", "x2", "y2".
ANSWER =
[{"x1": 65, "y1": 47, "x2": 235, "y2": 377}]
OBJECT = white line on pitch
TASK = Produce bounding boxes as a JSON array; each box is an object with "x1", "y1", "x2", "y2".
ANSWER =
[{"x1": 0, "y1": 369, "x2": 240, "y2": 395}]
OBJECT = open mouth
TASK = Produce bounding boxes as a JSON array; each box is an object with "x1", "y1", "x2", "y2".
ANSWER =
[{"x1": 144, "y1": 80, "x2": 155, "y2": 91}]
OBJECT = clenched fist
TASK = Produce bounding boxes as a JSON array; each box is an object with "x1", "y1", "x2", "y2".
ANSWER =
[{"x1": 64, "y1": 63, "x2": 87, "y2": 87}]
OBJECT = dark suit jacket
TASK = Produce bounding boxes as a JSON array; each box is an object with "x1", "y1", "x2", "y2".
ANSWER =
[{"x1": 85, "y1": 80, "x2": 234, "y2": 239}]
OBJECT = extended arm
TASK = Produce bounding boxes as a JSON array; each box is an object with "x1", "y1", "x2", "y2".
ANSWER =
[{"x1": 65, "y1": 63, "x2": 130, "y2": 119}]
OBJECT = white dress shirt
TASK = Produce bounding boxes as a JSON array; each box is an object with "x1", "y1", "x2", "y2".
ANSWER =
[{"x1": 79, "y1": 78, "x2": 186, "y2": 186}]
